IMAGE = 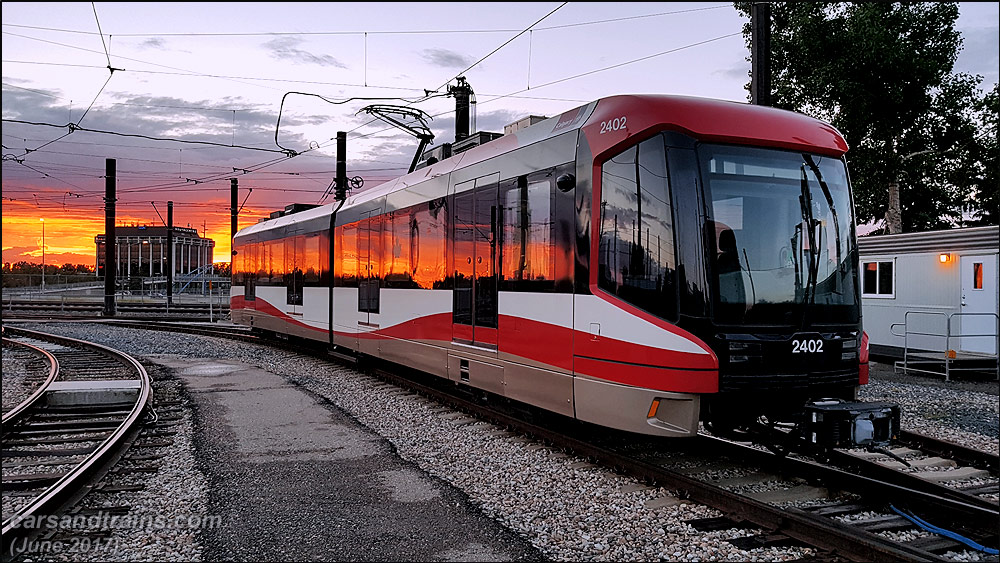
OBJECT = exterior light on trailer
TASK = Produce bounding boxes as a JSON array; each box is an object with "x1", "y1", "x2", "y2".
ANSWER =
[{"x1": 939, "y1": 253, "x2": 951, "y2": 263}]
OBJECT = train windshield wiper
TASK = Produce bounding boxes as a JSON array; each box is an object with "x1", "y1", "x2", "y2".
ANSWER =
[
  {"x1": 799, "y1": 163, "x2": 820, "y2": 328},
  {"x1": 803, "y1": 154, "x2": 843, "y2": 291}
]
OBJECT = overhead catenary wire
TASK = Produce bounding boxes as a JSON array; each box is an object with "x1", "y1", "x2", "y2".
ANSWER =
[
  {"x1": 2, "y1": 5, "x2": 731, "y2": 38},
  {"x1": 3, "y1": 4, "x2": 747, "y2": 243},
  {"x1": 3, "y1": 119, "x2": 293, "y2": 157}
]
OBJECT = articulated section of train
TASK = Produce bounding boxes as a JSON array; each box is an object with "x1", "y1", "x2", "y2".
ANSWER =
[{"x1": 232, "y1": 94, "x2": 899, "y2": 450}]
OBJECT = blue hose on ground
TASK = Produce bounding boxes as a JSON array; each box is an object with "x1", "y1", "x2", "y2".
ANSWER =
[{"x1": 890, "y1": 505, "x2": 999, "y2": 555}]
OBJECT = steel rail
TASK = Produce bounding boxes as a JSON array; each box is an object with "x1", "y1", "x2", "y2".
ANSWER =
[
  {"x1": 1, "y1": 337, "x2": 59, "y2": 425},
  {"x1": 1, "y1": 326, "x2": 152, "y2": 544},
  {"x1": 899, "y1": 430, "x2": 1000, "y2": 475},
  {"x1": 103, "y1": 321, "x2": 996, "y2": 561}
]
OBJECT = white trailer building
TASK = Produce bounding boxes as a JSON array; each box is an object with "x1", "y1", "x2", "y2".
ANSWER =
[{"x1": 858, "y1": 225, "x2": 998, "y2": 379}]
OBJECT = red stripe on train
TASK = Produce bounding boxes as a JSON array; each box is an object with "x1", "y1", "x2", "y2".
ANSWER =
[
  {"x1": 233, "y1": 298, "x2": 718, "y2": 390},
  {"x1": 573, "y1": 356, "x2": 718, "y2": 393}
]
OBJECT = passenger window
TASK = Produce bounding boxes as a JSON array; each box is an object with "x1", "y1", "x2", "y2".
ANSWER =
[
  {"x1": 384, "y1": 211, "x2": 412, "y2": 288},
  {"x1": 413, "y1": 199, "x2": 448, "y2": 289},
  {"x1": 597, "y1": 136, "x2": 678, "y2": 321},
  {"x1": 335, "y1": 223, "x2": 359, "y2": 288},
  {"x1": 502, "y1": 174, "x2": 555, "y2": 291}
]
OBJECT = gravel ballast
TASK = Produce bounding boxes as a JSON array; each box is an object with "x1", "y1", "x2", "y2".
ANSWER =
[{"x1": 6, "y1": 321, "x2": 997, "y2": 561}]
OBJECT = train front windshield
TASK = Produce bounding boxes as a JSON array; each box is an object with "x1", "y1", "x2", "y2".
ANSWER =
[{"x1": 699, "y1": 144, "x2": 859, "y2": 326}]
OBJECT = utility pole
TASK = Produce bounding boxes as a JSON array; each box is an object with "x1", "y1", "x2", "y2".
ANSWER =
[
  {"x1": 103, "y1": 159, "x2": 117, "y2": 317},
  {"x1": 167, "y1": 201, "x2": 174, "y2": 304},
  {"x1": 40, "y1": 218, "x2": 45, "y2": 292},
  {"x1": 336, "y1": 132, "x2": 347, "y2": 201},
  {"x1": 231, "y1": 178, "x2": 238, "y2": 257},
  {"x1": 751, "y1": 2, "x2": 771, "y2": 106}
]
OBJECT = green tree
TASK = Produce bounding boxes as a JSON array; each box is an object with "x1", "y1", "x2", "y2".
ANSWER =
[
  {"x1": 967, "y1": 83, "x2": 999, "y2": 225},
  {"x1": 735, "y1": 2, "x2": 997, "y2": 232}
]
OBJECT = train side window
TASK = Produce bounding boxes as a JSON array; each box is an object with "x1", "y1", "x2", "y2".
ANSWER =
[
  {"x1": 233, "y1": 242, "x2": 244, "y2": 285},
  {"x1": 598, "y1": 137, "x2": 679, "y2": 321},
  {"x1": 256, "y1": 241, "x2": 267, "y2": 286},
  {"x1": 385, "y1": 211, "x2": 414, "y2": 288},
  {"x1": 413, "y1": 199, "x2": 447, "y2": 289},
  {"x1": 319, "y1": 230, "x2": 331, "y2": 286},
  {"x1": 267, "y1": 240, "x2": 282, "y2": 286},
  {"x1": 257, "y1": 241, "x2": 268, "y2": 285},
  {"x1": 335, "y1": 223, "x2": 359, "y2": 288},
  {"x1": 502, "y1": 173, "x2": 555, "y2": 291},
  {"x1": 303, "y1": 233, "x2": 320, "y2": 285}
]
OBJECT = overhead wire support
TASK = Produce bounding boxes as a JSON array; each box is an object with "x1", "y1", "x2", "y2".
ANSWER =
[
  {"x1": 432, "y1": 2, "x2": 568, "y2": 93},
  {"x1": 356, "y1": 105, "x2": 435, "y2": 174}
]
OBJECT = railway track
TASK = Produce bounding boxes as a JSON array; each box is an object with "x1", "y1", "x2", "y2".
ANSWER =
[
  {"x1": 2, "y1": 299, "x2": 228, "y2": 321},
  {"x1": 1, "y1": 326, "x2": 152, "y2": 556},
  {"x1": 44, "y1": 320, "x2": 1000, "y2": 561},
  {"x1": 370, "y1": 368, "x2": 998, "y2": 561}
]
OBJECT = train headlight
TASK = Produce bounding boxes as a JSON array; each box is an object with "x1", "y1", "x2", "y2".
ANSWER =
[
  {"x1": 841, "y1": 338, "x2": 858, "y2": 361},
  {"x1": 728, "y1": 341, "x2": 760, "y2": 363}
]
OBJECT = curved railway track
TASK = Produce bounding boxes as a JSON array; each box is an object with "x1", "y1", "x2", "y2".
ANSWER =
[
  {"x1": 31, "y1": 320, "x2": 1000, "y2": 562},
  {"x1": 1, "y1": 326, "x2": 152, "y2": 554},
  {"x1": 2, "y1": 299, "x2": 227, "y2": 321}
]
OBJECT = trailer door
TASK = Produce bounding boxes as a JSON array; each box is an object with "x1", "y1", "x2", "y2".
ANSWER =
[{"x1": 959, "y1": 253, "x2": 998, "y2": 355}]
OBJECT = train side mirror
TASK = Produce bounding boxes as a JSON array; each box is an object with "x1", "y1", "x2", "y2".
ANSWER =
[{"x1": 556, "y1": 173, "x2": 576, "y2": 192}]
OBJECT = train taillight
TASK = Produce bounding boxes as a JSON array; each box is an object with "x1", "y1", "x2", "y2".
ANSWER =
[{"x1": 859, "y1": 331, "x2": 870, "y2": 385}]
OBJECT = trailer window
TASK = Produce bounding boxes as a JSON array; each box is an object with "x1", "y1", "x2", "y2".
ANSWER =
[{"x1": 862, "y1": 260, "x2": 894, "y2": 298}]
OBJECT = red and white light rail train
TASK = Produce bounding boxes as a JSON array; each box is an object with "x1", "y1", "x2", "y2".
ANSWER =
[{"x1": 231, "y1": 94, "x2": 898, "y2": 449}]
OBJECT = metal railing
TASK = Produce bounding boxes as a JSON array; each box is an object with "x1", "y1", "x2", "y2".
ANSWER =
[{"x1": 891, "y1": 310, "x2": 999, "y2": 381}]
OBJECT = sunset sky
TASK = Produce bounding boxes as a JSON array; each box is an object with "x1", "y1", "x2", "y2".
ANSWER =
[{"x1": 3, "y1": 2, "x2": 998, "y2": 267}]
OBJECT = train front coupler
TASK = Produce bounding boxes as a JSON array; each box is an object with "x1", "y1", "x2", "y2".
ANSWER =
[
  {"x1": 742, "y1": 398, "x2": 902, "y2": 461},
  {"x1": 799, "y1": 398, "x2": 901, "y2": 450}
]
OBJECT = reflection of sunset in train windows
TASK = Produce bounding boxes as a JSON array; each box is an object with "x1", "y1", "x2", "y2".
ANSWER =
[
  {"x1": 268, "y1": 240, "x2": 282, "y2": 283},
  {"x1": 339, "y1": 223, "x2": 359, "y2": 286},
  {"x1": 366, "y1": 216, "x2": 383, "y2": 281},
  {"x1": 257, "y1": 242, "x2": 267, "y2": 283},
  {"x1": 304, "y1": 233, "x2": 320, "y2": 283},
  {"x1": 385, "y1": 211, "x2": 411, "y2": 286},
  {"x1": 248, "y1": 243, "x2": 259, "y2": 281},
  {"x1": 412, "y1": 205, "x2": 447, "y2": 289},
  {"x1": 503, "y1": 178, "x2": 554, "y2": 284}
]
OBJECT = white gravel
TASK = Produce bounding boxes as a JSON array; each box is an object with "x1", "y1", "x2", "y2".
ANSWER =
[
  {"x1": 2, "y1": 339, "x2": 47, "y2": 415},
  {"x1": 859, "y1": 362, "x2": 999, "y2": 455}
]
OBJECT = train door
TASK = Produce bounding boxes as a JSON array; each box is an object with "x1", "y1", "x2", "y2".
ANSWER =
[
  {"x1": 244, "y1": 240, "x2": 257, "y2": 306},
  {"x1": 286, "y1": 233, "x2": 304, "y2": 317},
  {"x1": 451, "y1": 174, "x2": 500, "y2": 348},
  {"x1": 959, "y1": 253, "x2": 998, "y2": 355},
  {"x1": 358, "y1": 210, "x2": 382, "y2": 356}
]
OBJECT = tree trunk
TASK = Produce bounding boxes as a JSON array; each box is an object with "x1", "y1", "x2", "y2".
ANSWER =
[{"x1": 886, "y1": 181, "x2": 902, "y2": 234}]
